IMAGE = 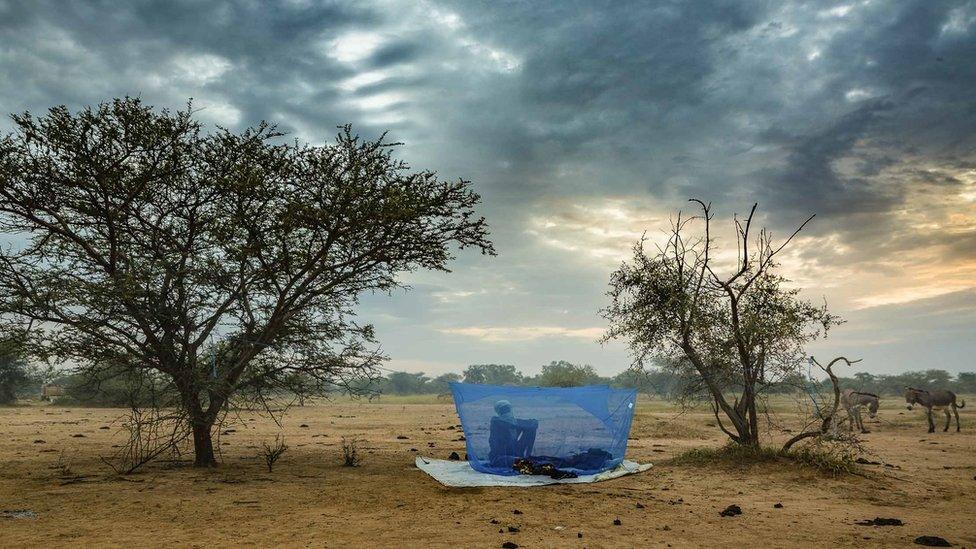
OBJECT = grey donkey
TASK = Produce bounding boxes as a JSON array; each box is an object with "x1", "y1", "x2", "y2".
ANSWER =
[
  {"x1": 904, "y1": 387, "x2": 966, "y2": 433},
  {"x1": 841, "y1": 389, "x2": 879, "y2": 433}
]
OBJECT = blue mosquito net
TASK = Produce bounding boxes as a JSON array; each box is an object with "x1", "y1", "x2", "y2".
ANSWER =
[{"x1": 449, "y1": 382, "x2": 638, "y2": 476}]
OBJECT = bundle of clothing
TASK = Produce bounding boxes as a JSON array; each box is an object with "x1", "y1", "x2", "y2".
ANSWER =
[
  {"x1": 511, "y1": 448, "x2": 614, "y2": 479},
  {"x1": 512, "y1": 458, "x2": 577, "y2": 479}
]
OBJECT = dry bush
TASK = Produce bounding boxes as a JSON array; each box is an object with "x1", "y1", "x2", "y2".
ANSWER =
[
  {"x1": 55, "y1": 449, "x2": 73, "y2": 477},
  {"x1": 101, "y1": 405, "x2": 192, "y2": 474},
  {"x1": 261, "y1": 435, "x2": 288, "y2": 472},
  {"x1": 341, "y1": 436, "x2": 362, "y2": 467}
]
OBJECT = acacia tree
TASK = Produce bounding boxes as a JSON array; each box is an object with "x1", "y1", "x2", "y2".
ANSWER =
[
  {"x1": 537, "y1": 361, "x2": 602, "y2": 387},
  {"x1": 0, "y1": 98, "x2": 493, "y2": 466},
  {"x1": 462, "y1": 364, "x2": 523, "y2": 385},
  {"x1": 602, "y1": 200, "x2": 838, "y2": 447}
]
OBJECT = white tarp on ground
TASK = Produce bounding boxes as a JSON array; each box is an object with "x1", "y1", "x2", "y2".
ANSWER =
[{"x1": 415, "y1": 456, "x2": 652, "y2": 487}]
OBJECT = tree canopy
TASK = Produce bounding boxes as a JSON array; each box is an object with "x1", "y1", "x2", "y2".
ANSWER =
[
  {"x1": 536, "y1": 360, "x2": 602, "y2": 387},
  {"x1": 461, "y1": 364, "x2": 523, "y2": 385}
]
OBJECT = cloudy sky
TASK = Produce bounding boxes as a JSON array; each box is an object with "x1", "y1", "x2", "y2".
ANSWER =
[{"x1": 1, "y1": 0, "x2": 974, "y2": 376}]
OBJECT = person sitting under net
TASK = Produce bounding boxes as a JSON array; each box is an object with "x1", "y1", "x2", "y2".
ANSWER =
[{"x1": 488, "y1": 400, "x2": 538, "y2": 467}]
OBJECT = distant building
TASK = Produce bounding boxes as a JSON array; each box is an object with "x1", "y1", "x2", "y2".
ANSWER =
[{"x1": 40, "y1": 384, "x2": 65, "y2": 402}]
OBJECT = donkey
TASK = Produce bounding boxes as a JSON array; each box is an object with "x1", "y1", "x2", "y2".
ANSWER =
[
  {"x1": 841, "y1": 389, "x2": 879, "y2": 433},
  {"x1": 904, "y1": 387, "x2": 966, "y2": 433}
]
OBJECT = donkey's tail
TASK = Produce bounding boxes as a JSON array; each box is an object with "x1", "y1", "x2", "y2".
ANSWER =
[{"x1": 958, "y1": 399, "x2": 966, "y2": 409}]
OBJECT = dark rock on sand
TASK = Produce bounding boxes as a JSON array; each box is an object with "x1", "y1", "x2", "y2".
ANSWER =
[
  {"x1": 914, "y1": 535, "x2": 951, "y2": 546},
  {"x1": 720, "y1": 504, "x2": 742, "y2": 517},
  {"x1": 856, "y1": 518, "x2": 902, "y2": 526}
]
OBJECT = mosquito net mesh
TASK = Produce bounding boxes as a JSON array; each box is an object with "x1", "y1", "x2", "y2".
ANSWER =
[{"x1": 449, "y1": 382, "x2": 638, "y2": 476}]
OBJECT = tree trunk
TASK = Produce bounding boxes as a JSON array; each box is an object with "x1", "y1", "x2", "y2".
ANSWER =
[
  {"x1": 732, "y1": 412, "x2": 759, "y2": 447},
  {"x1": 176, "y1": 372, "x2": 219, "y2": 468},
  {"x1": 192, "y1": 420, "x2": 217, "y2": 467},
  {"x1": 744, "y1": 389, "x2": 760, "y2": 447},
  {"x1": 718, "y1": 390, "x2": 760, "y2": 447}
]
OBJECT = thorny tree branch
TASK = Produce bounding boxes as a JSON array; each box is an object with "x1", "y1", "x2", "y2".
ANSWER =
[{"x1": 781, "y1": 356, "x2": 861, "y2": 453}]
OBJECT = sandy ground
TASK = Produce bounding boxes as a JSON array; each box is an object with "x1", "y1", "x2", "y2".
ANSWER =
[{"x1": 1, "y1": 397, "x2": 974, "y2": 548}]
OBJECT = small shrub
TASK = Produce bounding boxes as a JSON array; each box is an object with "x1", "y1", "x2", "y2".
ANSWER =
[
  {"x1": 54, "y1": 449, "x2": 73, "y2": 477},
  {"x1": 673, "y1": 443, "x2": 779, "y2": 466},
  {"x1": 786, "y1": 439, "x2": 859, "y2": 476},
  {"x1": 261, "y1": 435, "x2": 288, "y2": 472},
  {"x1": 341, "y1": 436, "x2": 362, "y2": 467}
]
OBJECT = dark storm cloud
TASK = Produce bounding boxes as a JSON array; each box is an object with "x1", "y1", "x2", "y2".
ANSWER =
[
  {"x1": 438, "y1": 0, "x2": 774, "y2": 197},
  {"x1": 742, "y1": 2, "x2": 976, "y2": 222},
  {"x1": 0, "y1": 0, "x2": 386, "y2": 137},
  {"x1": 756, "y1": 99, "x2": 898, "y2": 216},
  {"x1": 1, "y1": 0, "x2": 974, "y2": 373}
]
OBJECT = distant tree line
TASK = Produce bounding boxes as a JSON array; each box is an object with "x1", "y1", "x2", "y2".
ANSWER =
[
  {"x1": 346, "y1": 361, "x2": 609, "y2": 396},
  {"x1": 818, "y1": 369, "x2": 976, "y2": 397},
  {"x1": 3, "y1": 352, "x2": 974, "y2": 404},
  {"x1": 364, "y1": 362, "x2": 976, "y2": 397}
]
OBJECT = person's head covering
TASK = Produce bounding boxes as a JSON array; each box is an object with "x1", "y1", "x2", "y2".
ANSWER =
[{"x1": 494, "y1": 399, "x2": 514, "y2": 422}]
